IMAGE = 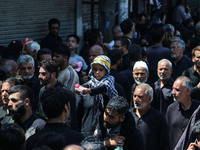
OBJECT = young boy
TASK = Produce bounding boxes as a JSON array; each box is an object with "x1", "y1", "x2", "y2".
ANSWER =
[
  {"x1": 75, "y1": 55, "x2": 118, "y2": 109},
  {"x1": 67, "y1": 34, "x2": 88, "y2": 72}
]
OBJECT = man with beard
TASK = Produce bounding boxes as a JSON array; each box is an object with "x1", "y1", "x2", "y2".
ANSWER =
[
  {"x1": 182, "y1": 46, "x2": 200, "y2": 100},
  {"x1": 17, "y1": 55, "x2": 40, "y2": 112},
  {"x1": 7, "y1": 85, "x2": 46, "y2": 139},
  {"x1": 130, "y1": 83, "x2": 170, "y2": 150},
  {"x1": 53, "y1": 46, "x2": 79, "y2": 92},
  {"x1": 38, "y1": 59, "x2": 77, "y2": 130},
  {"x1": 131, "y1": 61, "x2": 154, "y2": 107},
  {"x1": 0, "y1": 77, "x2": 21, "y2": 125},
  {"x1": 95, "y1": 96, "x2": 144, "y2": 150},
  {"x1": 170, "y1": 39, "x2": 193, "y2": 80},
  {"x1": 165, "y1": 76, "x2": 200, "y2": 150},
  {"x1": 153, "y1": 59, "x2": 174, "y2": 115}
]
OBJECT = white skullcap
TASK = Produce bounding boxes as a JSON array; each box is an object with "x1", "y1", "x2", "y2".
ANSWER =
[{"x1": 133, "y1": 61, "x2": 149, "y2": 72}]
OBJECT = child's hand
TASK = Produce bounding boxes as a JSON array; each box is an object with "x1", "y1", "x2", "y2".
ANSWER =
[{"x1": 81, "y1": 88, "x2": 91, "y2": 95}]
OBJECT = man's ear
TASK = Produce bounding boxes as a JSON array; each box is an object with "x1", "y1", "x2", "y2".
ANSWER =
[
  {"x1": 120, "y1": 115, "x2": 125, "y2": 123},
  {"x1": 64, "y1": 103, "x2": 70, "y2": 113},
  {"x1": 24, "y1": 98, "x2": 30, "y2": 107}
]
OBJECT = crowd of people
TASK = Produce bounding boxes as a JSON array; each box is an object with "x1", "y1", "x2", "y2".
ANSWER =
[{"x1": 1, "y1": 0, "x2": 200, "y2": 149}]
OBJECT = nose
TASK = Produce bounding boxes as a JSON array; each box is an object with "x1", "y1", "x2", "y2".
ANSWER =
[
  {"x1": 8, "y1": 100, "x2": 13, "y2": 107},
  {"x1": 172, "y1": 89, "x2": 175, "y2": 95},
  {"x1": 38, "y1": 73, "x2": 42, "y2": 79}
]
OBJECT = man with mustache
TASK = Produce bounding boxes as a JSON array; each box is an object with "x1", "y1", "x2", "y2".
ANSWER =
[
  {"x1": 165, "y1": 76, "x2": 200, "y2": 150},
  {"x1": 38, "y1": 59, "x2": 77, "y2": 130},
  {"x1": 7, "y1": 85, "x2": 46, "y2": 139},
  {"x1": 170, "y1": 39, "x2": 193, "y2": 80},
  {"x1": 130, "y1": 83, "x2": 170, "y2": 150},
  {"x1": 182, "y1": 46, "x2": 200, "y2": 100},
  {"x1": 153, "y1": 59, "x2": 174, "y2": 115},
  {"x1": 17, "y1": 55, "x2": 40, "y2": 112},
  {"x1": 131, "y1": 61, "x2": 154, "y2": 107},
  {"x1": 95, "y1": 96, "x2": 144, "y2": 150}
]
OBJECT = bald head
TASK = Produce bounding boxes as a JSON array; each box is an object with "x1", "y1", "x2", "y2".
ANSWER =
[
  {"x1": 64, "y1": 145, "x2": 84, "y2": 150},
  {"x1": 89, "y1": 45, "x2": 104, "y2": 64}
]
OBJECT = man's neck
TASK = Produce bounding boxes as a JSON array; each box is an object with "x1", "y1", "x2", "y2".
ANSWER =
[
  {"x1": 174, "y1": 55, "x2": 183, "y2": 64},
  {"x1": 125, "y1": 33, "x2": 132, "y2": 39},
  {"x1": 47, "y1": 115, "x2": 66, "y2": 124},
  {"x1": 70, "y1": 49, "x2": 76, "y2": 56},
  {"x1": 45, "y1": 79, "x2": 57, "y2": 88},
  {"x1": 160, "y1": 78, "x2": 170, "y2": 88},
  {"x1": 60, "y1": 63, "x2": 68, "y2": 71},
  {"x1": 153, "y1": 41, "x2": 162, "y2": 47},
  {"x1": 194, "y1": 65, "x2": 200, "y2": 74},
  {"x1": 20, "y1": 109, "x2": 32, "y2": 123},
  {"x1": 180, "y1": 98, "x2": 192, "y2": 111},
  {"x1": 135, "y1": 106, "x2": 150, "y2": 118}
]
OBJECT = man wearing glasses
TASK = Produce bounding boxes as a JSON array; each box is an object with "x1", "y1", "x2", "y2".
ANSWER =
[{"x1": 170, "y1": 39, "x2": 193, "y2": 80}]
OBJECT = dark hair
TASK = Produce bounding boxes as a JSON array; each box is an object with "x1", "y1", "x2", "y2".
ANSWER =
[
  {"x1": 32, "y1": 132, "x2": 66, "y2": 150},
  {"x1": 4, "y1": 77, "x2": 21, "y2": 85},
  {"x1": 67, "y1": 34, "x2": 80, "y2": 44},
  {"x1": 128, "y1": 44, "x2": 142, "y2": 62},
  {"x1": 0, "y1": 123, "x2": 25, "y2": 150},
  {"x1": 87, "y1": 28, "x2": 101, "y2": 46},
  {"x1": 192, "y1": 120, "x2": 200, "y2": 138},
  {"x1": 41, "y1": 86, "x2": 74, "y2": 119},
  {"x1": 81, "y1": 136, "x2": 105, "y2": 150},
  {"x1": 150, "y1": 27, "x2": 164, "y2": 44},
  {"x1": 31, "y1": 145, "x2": 53, "y2": 150},
  {"x1": 48, "y1": 18, "x2": 60, "y2": 28},
  {"x1": 40, "y1": 59, "x2": 58, "y2": 77},
  {"x1": 37, "y1": 48, "x2": 52, "y2": 62},
  {"x1": 8, "y1": 85, "x2": 34, "y2": 106},
  {"x1": 120, "y1": 19, "x2": 134, "y2": 35},
  {"x1": 54, "y1": 46, "x2": 71, "y2": 58},
  {"x1": 106, "y1": 96, "x2": 129, "y2": 115},
  {"x1": 114, "y1": 36, "x2": 130, "y2": 48},
  {"x1": 107, "y1": 49, "x2": 122, "y2": 65}
]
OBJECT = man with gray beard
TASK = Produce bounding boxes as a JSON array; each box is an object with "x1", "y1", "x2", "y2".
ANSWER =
[
  {"x1": 130, "y1": 83, "x2": 170, "y2": 150},
  {"x1": 165, "y1": 76, "x2": 200, "y2": 150},
  {"x1": 17, "y1": 55, "x2": 40, "y2": 112},
  {"x1": 153, "y1": 59, "x2": 174, "y2": 115},
  {"x1": 182, "y1": 46, "x2": 200, "y2": 101}
]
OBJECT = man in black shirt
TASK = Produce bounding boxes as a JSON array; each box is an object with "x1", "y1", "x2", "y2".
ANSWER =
[
  {"x1": 170, "y1": 39, "x2": 193, "y2": 80},
  {"x1": 40, "y1": 18, "x2": 63, "y2": 52},
  {"x1": 153, "y1": 59, "x2": 174, "y2": 115},
  {"x1": 130, "y1": 83, "x2": 170, "y2": 150},
  {"x1": 165, "y1": 76, "x2": 200, "y2": 150},
  {"x1": 182, "y1": 46, "x2": 200, "y2": 101},
  {"x1": 26, "y1": 86, "x2": 84, "y2": 150}
]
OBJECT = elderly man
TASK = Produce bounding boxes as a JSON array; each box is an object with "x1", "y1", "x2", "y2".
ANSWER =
[
  {"x1": 17, "y1": 55, "x2": 40, "y2": 111},
  {"x1": 8, "y1": 85, "x2": 46, "y2": 139},
  {"x1": 165, "y1": 76, "x2": 200, "y2": 150},
  {"x1": 170, "y1": 39, "x2": 193, "y2": 80},
  {"x1": 182, "y1": 46, "x2": 200, "y2": 100},
  {"x1": 131, "y1": 61, "x2": 154, "y2": 106},
  {"x1": 130, "y1": 83, "x2": 170, "y2": 150},
  {"x1": 153, "y1": 59, "x2": 174, "y2": 115}
]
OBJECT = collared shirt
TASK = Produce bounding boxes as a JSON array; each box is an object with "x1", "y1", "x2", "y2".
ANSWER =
[
  {"x1": 182, "y1": 66, "x2": 200, "y2": 100},
  {"x1": 171, "y1": 55, "x2": 193, "y2": 80},
  {"x1": 165, "y1": 100, "x2": 200, "y2": 150},
  {"x1": 153, "y1": 77, "x2": 174, "y2": 115},
  {"x1": 130, "y1": 107, "x2": 170, "y2": 150}
]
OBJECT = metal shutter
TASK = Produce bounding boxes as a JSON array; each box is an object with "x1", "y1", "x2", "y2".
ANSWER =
[{"x1": 0, "y1": 0, "x2": 75, "y2": 47}]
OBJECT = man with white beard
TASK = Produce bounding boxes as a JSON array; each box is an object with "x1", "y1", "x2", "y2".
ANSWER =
[
  {"x1": 165, "y1": 76, "x2": 200, "y2": 150},
  {"x1": 131, "y1": 61, "x2": 154, "y2": 106},
  {"x1": 153, "y1": 59, "x2": 174, "y2": 115},
  {"x1": 129, "y1": 83, "x2": 170, "y2": 150}
]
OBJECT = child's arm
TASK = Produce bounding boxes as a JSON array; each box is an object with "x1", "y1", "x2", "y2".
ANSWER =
[{"x1": 85, "y1": 84, "x2": 107, "y2": 95}]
